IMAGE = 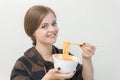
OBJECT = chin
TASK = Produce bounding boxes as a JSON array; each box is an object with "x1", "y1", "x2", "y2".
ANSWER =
[{"x1": 49, "y1": 40, "x2": 57, "y2": 44}]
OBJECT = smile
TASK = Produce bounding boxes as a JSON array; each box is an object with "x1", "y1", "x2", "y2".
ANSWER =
[{"x1": 47, "y1": 33, "x2": 57, "y2": 38}]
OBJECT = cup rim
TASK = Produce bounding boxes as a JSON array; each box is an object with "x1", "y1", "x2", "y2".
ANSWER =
[{"x1": 52, "y1": 54, "x2": 80, "y2": 62}]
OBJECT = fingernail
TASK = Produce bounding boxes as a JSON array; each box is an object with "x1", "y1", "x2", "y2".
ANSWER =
[
  {"x1": 83, "y1": 43, "x2": 86, "y2": 45},
  {"x1": 73, "y1": 70, "x2": 76, "y2": 73},
  {"x1": 58, "y1": 67, "x2": 61, "y2": 70},
  {"x1": 80, "y1": 44, "x2": 83, "y2": 47}
]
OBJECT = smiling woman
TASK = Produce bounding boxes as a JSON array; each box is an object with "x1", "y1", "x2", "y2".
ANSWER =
[
  {"x1": 33, "y1": 12, "x2": 58, "y2": 45},
  {"x1": 24, "y1": 5, "x2": 57, "y2": 45},
  {"x1": 10, "y1": 5, "x2": 96, "y2": 80}
]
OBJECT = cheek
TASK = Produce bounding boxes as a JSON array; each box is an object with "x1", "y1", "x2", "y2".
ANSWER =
[
  {"x1": 33, "y1": 30, "x2": 44, "y2": 39},
  {"x1": 56, "y1": 27, "x2": 59, "y2": 33}
]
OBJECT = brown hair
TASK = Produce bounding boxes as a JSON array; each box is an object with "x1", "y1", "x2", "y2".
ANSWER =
[{"x1": 24, "y1": 5, "x2": 56, "y2": 45}]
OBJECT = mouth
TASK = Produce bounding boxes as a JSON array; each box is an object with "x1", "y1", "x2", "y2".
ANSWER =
[{"x1": 47, "y1": 32, "x2": 57, "y2": 38}]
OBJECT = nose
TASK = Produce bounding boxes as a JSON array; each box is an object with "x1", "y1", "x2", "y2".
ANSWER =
[{"x1": 48, "y1": 25, "x2": 56, "y2": 31}]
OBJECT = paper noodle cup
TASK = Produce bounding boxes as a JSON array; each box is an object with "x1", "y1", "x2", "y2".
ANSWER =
[{"x1": 52, "y1": 54, "x2": 80, "y2": 73}]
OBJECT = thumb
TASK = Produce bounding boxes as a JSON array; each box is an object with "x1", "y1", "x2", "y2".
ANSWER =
[{"x1": 51, "y1": 67, "x2": 60, "y2": 73}]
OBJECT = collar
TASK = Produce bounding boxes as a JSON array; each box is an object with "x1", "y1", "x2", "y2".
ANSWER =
[{"x1": 24, "y1": 45, "x2": 62, "y2": 66}]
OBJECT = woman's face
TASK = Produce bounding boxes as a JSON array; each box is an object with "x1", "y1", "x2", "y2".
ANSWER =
[{"x1": 34, "y1": 12, "x2": 58, "y2": 45}]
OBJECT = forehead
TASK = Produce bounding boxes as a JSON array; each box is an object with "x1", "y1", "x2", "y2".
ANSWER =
[{"x1": 41, "y1": 12, "x2": 56, "y2": 23}]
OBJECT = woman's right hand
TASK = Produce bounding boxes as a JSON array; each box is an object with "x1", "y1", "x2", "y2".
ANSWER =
[{"x1": 42, "y1": 67, "x2": 76, "y2": 80}]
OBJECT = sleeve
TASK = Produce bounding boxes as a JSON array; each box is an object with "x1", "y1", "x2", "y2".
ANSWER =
[
  {"x1": 10, "y1": 57, "x2": 32, "y2": 80},
  {"x1": 76, "y1": 64, "x2": 83, "y2": 80}
]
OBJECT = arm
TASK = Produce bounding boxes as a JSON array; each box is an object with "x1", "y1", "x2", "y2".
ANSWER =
[
  {"x1": 82, "y1": 57, "x2": 94, "y2": 80},
  {"x1": 80, "y1": 43, "x2": 96, "y2": 80}
]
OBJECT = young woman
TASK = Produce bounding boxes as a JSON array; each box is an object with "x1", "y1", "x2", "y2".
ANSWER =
[{"x1": 10, "y1": 5, "x2": 96, "y2": 80}]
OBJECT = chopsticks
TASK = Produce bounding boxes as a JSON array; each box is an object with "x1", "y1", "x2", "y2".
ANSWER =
[
  {"x1": 72, "y1": 43, "x2": 104, "y2": 48},
  {"x1": 72, "y1": 43, "x2": 83, "y2": 46}
]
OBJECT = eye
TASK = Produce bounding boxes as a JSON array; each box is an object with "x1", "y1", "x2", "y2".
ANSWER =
[
  {"x1": 41, "y1": 25, "x2": 48, "y2": 29},
  {"x1": 52, "y1": 21, "x2": 57, "y2": 27}
]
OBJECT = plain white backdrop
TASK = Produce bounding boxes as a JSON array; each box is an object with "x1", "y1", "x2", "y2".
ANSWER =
[{"x1": 0, "y1": 0, "x2": 120, "y2": 80}]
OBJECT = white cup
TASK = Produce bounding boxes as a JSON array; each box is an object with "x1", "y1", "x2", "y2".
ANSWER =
[{"x1": 52, "y1": 54, "x2": 80, "y2": 73}]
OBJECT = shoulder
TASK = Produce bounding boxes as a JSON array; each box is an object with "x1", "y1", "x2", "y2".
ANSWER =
[
  {"x1": 10, "y1": 56, "x2": 32, "y2": 80},
  {"x1": 13, "y1": 55, "x2": 32, "y2": 72},
  {"x1": 16, "y1": 47, "x2": 35, "y2": 69},
  {"x1": 12, "y1": 47, "x2": 34, "y2": 73}
]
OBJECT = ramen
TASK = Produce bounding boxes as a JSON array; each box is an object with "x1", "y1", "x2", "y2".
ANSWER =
[{"x1": 62, "y1": 41, "x2": 73, "y2": 61}]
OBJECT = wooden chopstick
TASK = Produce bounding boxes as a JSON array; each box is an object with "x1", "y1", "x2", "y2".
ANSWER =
[
  {"x1": 72, "y1": 43, "x2": 83, "y2": 46},
  {"x1": 72, "y1": 43, "x2": 104, "y2": 48}
]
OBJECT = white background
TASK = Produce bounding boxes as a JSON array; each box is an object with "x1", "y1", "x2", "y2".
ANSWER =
[{"x1": 0, "y1": 0, "x2": 120, "y2": 80}]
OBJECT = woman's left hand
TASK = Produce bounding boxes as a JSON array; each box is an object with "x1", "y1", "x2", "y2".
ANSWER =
[{"x1": 80, "y1": 43, "x2": 96, "y2": 58}]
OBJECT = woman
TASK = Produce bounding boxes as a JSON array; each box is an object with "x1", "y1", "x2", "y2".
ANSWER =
[{"x1": 10, "y1": 5, "x2": 96, "y2": 80}]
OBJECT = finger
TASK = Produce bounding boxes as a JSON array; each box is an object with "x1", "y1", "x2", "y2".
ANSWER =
[
  {"x1": 83, "y1": 43, "x2": 96, "y2": 50},
  {"x1": 84, "y1": 46, "x2": 95, "y2": 54},
  {"x1": 82, "y1": 48, "x2": 94, "y2": 57},
  {"x1": 81, "y1": 45, "x2": 92, "y2": 54},
  {"x1": 58, "y1": 70, "x2": 76, "y2": 79},
  {"x1": 81, "y1": 43, "x2": 95, "y2": 53},
  {"x1": 50, "y1": 67, "x2": 60, "y2": 73}
]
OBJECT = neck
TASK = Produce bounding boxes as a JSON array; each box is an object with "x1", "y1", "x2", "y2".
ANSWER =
[{"x1": 35, "y1": 43, "x2": 53, "y2": 61}]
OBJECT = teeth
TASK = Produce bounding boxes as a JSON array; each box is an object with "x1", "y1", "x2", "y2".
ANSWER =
[{"x1": 47, "y1": 33, "x2": 56, "y2": 37}]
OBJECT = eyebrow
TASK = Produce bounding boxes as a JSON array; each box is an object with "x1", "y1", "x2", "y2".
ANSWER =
[{"x1": 41, "y1": 20, "x2": 56, "y2": 25}]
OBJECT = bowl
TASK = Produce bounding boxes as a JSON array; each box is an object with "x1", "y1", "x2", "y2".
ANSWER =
[{"x1": 52, "y1": 54, "x2": 80, "y2": 73}]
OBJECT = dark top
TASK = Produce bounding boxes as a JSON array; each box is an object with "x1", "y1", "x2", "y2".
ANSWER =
[{"x1": 10, "y1": 45, "x2": 83, "y2": 80}]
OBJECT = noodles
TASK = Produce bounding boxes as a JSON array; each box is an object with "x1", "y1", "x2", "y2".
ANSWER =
[{"x1": 62, "y1": 41, "x2": 73, "y2": 61}]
